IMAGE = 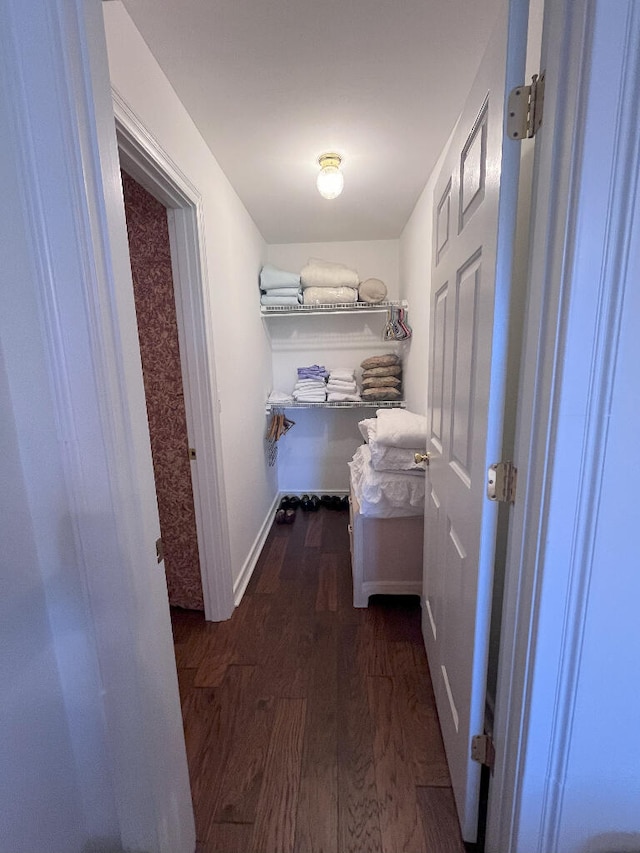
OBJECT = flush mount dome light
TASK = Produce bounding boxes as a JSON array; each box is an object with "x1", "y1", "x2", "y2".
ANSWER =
[{"x1": 316, "y1": 152, "x2": 344, "y2": 199}]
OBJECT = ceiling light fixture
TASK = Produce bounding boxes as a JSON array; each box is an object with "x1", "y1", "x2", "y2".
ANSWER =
[{"x1": 316, "y1": 153, "x2": 344, "y2": 200}]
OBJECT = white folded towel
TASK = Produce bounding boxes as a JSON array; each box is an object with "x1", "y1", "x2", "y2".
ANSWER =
[
  {"x1": 260, "y1": 294, "x2": 301, "y2": 306},
  {"x1": 327, "y1": 381, "x2": 358, "y2": 394},
  {"x1": 260, "y1": 264, "x2": 301, "y2": 290},
  {"x1": 327, "y1": 392, "x2": 361, "y2": 402},
  {"x1": 329, "y1": 369, "x2": 356, "y2": 382},
  {"x1": 301, "y1": 258, "x2": 359, "y2": 289},
  {"x1": 268, "y1": 390, "x2": 294, "y2": 404},
  {"x1": 293, "y1": 393, "x2": 327, "y2": 402},
  {"x1": 302, "y1": 286, "x2": 358, "y2": 305},
  {"x1": 295, "y1": 379, "x2": 326, "y2": 389}
]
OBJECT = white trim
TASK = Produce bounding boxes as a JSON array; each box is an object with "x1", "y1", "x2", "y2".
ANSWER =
[
  {"x1": 361, "y1": 580, "x2": 423, "y2": 599},
  {"x1": 1, "y1": 0, "x2": 195, "y2": 848},
  {"x1": 233, "y1": 492, "x2": 282, "y2": 604},
  {"x1": 113, "y1": 90, "x2": 234, "y2": 621},
  {"x1": 487, "y1": 1, "x2": 640, "y2": 850}
]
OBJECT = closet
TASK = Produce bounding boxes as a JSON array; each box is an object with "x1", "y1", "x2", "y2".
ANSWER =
[{"x1": 262, "y1": 299, "x2": 411, "y2": 492}]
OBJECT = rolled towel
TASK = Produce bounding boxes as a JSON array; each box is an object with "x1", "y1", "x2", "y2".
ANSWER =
[
  {"x1": 260, "y1": 264, "x2": 301, "y2": 290},
  {"x1": 303, "y1": 286, "x2": 358, "y2": 305},
  {"x1": 260, "y1": 294, "x2": 301, "y2": 306},
  {"x1": 358, "y1": 277, "x2": 387, "y2": 304},
  {"x1": 301, "y1": 258, "x2": 359, "y2": 289}
]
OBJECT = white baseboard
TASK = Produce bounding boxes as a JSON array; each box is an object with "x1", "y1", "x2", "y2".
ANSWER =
[{"x1": 233, "y1": 492, "x2": 281, "y2": 605}]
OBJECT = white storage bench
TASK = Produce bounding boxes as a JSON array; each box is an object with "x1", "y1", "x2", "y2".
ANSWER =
[{"x1": 348, "y1": 488, "x2": 424, "y2": 608}]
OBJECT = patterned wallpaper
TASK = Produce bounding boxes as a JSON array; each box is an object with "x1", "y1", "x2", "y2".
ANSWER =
[{"x1": 122, "y1": 171, "x2": 204, "y2": 611}]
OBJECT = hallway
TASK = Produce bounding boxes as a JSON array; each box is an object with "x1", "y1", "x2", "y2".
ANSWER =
[{"x1": 171, "y1": 505, "x2": 467, "y2": 852}]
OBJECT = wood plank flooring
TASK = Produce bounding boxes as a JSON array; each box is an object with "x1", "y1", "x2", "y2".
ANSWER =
[{"x1": 172, "y1": 505, "x2": 467, "y2": 853}]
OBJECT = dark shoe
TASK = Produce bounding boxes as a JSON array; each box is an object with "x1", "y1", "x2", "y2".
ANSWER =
[
  {"x1": 275, "y1": 508, "x2": 286, "y2": 524},
  {"x1": 340, "y1": 495, "x2": 350, "y2": 511},
  {"x1": 320, "y1": 494, "x2": 333, "y2": 508},
  {"x1": 309, "y1": 495, "x2": 321, "y2": 511},
  {"x1": 301, "y1": 494, "x2": 312, "y2": 511},
  {"x1": 279, "y1": 496, "x2": 291, "y2": 510},
  {"x1": 287, "y1": 495, "x2": 301, "y2": 508}
]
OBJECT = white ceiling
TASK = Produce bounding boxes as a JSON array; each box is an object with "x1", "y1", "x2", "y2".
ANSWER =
[{"x1": 120, "y1": 0, "x2": 501, "y2": 244}]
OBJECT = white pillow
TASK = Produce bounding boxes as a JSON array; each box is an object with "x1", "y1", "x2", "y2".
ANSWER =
[
  {"x1": 375, "y1": 408, "x2": 428, "y2": 448},
  {"x1": 357, "y1": 417, "x2": 377, "y2": 443}
]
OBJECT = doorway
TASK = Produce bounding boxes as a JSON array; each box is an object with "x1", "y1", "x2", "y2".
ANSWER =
[
  {"x1": 121, "y1": 170, "x2": 204, "y2": 610},
  {"x1": 114, "y1": 98, "x2": 235, "y2": 622}
]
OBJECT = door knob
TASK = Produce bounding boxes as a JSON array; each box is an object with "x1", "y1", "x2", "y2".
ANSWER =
[{"x1": 415, "y1": 452, "x2": 431, "y2": 466}]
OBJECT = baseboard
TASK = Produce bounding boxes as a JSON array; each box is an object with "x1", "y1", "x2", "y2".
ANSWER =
[
  {"x1": 361, "y1": 580, "x2": 423, "y2": 599},
  {"x1": 233, "y1": 492, "x2": 281, "y2": 605}
]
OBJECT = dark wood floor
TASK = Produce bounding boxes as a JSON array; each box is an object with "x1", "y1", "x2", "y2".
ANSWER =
[{"x1": 171, "y1": 505, "x2": 467, "y2": 853}]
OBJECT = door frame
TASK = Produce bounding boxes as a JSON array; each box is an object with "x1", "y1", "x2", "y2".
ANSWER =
[
  {"x1": 114, "y1": 92, "x2": 234, "y2": 622},
  {"x1": 487, "y1": 0, "x2": 640, "y2": 848}
]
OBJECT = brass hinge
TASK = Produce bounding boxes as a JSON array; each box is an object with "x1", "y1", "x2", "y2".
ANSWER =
[
  {"x1": 471, "y1": 734, "x2": 495, "y2": 770},
  {"x1": 487, "y1": 461, "x2": 517, "y2": 503},
  {"x1": 507, "y1": 71, "x2": 545, "y2": 139},
  {"x1": 155, "y1": 537, "x2": 164, "y2": 564},
  {"x1": 188, "y1": 447, "x2": 197, "y2": 460}
]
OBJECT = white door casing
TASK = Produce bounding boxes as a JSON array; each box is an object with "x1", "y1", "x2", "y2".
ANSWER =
[{"x1": 423, "y1": 0, "x2": 527, "y2": 841}]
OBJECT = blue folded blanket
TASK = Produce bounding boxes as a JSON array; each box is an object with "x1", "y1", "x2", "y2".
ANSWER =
[
  {"x1": 260, "y1": 294, "x2": 301, "y2": 306},
  {"x1": 260, "y1": 264, "x2": 301, "y2": 290}
]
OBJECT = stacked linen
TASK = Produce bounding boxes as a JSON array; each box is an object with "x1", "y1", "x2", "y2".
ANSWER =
[
  {"x1": 349, "y1": 408, "x2": 428, "y2": 518},
  {"x1": 326, "y1": 367, "x2": 360, "y2": 402},
  {"x1": 260, "y1": 264, "x2": 302, "y2": 306},
  {"x1": 300, "y1": 258, "x2": 359, "y2": 306},
  {"x1": 360, "y1": 353, "x2": 403, "y2": 402},
  {"x1": 293, "y1": 364, "x2": 328, "y2": 402}
]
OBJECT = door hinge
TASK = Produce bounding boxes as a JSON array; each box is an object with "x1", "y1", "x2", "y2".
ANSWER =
[
  {"x1": 487, "y1": 461, "x2": 517, "y2": 503},
  {"x1": 471, "y1": 734, "x2": 495, "y2": 770},
  {"x1": 155, "y1": 537, "x2": 164, "y2": 564},
  {"x1": 507, "y1": 71, "x2": 545, "y2": 140},
  {"x1": 188, "y1": 447, "x2": 197, "y2": 460}
]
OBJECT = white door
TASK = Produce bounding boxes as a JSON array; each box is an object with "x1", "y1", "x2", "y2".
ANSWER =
[{"x1": 422, "y1": 0, "x2": 526, "y2": 841}]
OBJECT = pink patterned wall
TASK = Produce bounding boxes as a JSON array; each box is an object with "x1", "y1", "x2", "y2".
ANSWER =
[{"x1": 122, "y1": 171, "x2": 204, "y2": 610}]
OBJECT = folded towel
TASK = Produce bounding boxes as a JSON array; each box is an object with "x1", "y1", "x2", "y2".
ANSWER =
[
  {"x1": 301, "y1": 258, "x2": 359, "y2": 289},
  {"x1": 328, "y1": 368, "x2": 356, "y2": 382},
  {"x1": 327, "y1": 381, "x2": 358, "y2": 394},
  {"x1": 302, "y1": 286, "x2": 358, "y2": 305},
  {"x1": 268, "y1": 390, "x2": 294, "y2": 404},
  {"x1": 327, "y1": 377, "x2": 357, "y2": 387},
  {"x1": 295, "y1": 378, "x2": 327, "y2": 388},
  {"x1": 293, "y1": 393, "x2": 327, "y2": 402},
  {"x1": 260, "y1": 294, "x2": 301, "y2": 306},
  {"x1": 260, "y1": 286, "x2": 301, "y2": 298},
  {"x1": 260, "y1": 264, "x2": 301, "y2": 290},
  {"x1": 327, "y1": 392, "x2": 361, "y2": 402}
]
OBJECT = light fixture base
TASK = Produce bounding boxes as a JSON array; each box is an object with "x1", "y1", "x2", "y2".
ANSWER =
[{"x1": 318, "y1": 152, "x2": 341, "y2": 170}]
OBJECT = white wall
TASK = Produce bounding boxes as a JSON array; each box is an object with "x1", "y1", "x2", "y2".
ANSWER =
[
  {"x1": 103, "y1": 2, "x2": 275, "y2": 586},
  {"x1": 266, "y1": 240, "x2": 402, "y2": 492}
]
